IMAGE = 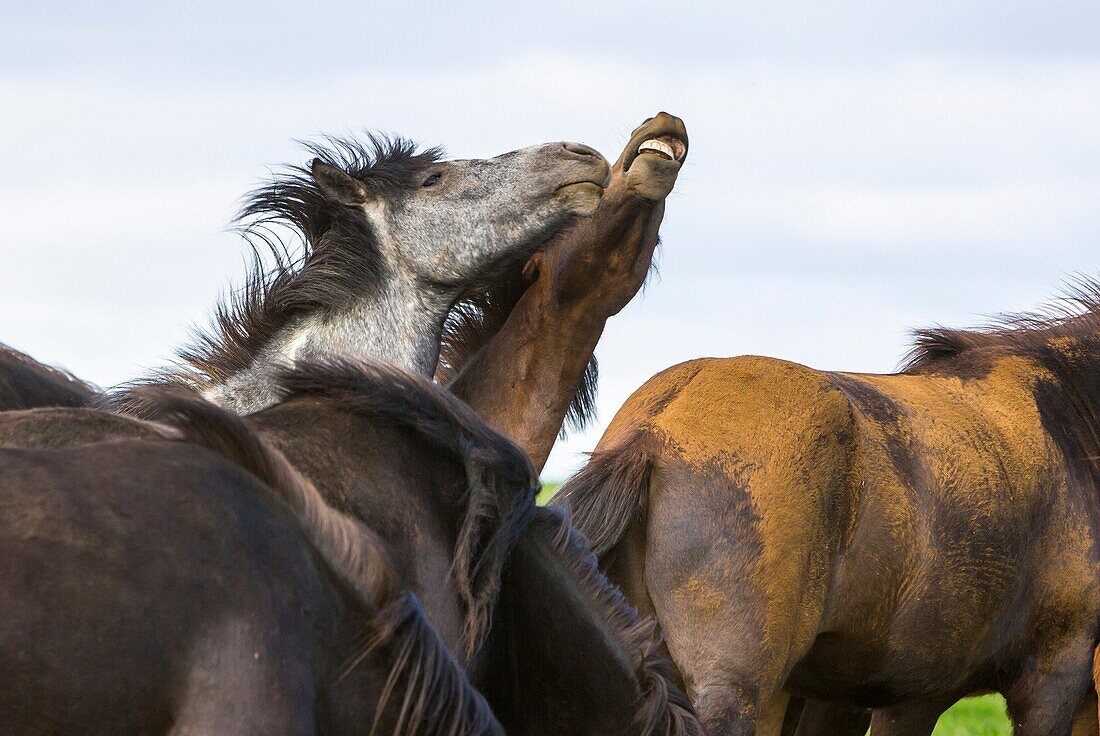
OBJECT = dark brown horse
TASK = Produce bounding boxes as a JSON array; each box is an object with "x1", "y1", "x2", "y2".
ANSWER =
[
  {"x1": 558, "y1": 281, "x2": 1100, "y2": 735},
  {"x1": 0, "y1": 359, "x2": 701, "y2": 736},
  {"x1": 0, "y1": 393, "x2": 500, "y2": 736}
]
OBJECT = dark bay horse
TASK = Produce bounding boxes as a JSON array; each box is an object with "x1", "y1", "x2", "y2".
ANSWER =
[
  {"x1": 0, "y1": 359, "x2": 702, "y2": 736},
  {"x1": 558, "y1": 282, "x2": 1100, "y2": 735},
  {"x1": 0, "y1": 398, "x2": 499, "y2": 736}
]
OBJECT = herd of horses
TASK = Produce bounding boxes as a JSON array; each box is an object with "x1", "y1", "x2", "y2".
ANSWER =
[{"x1": 1, "y1": 111, "x2": 1098, "y2": 736}]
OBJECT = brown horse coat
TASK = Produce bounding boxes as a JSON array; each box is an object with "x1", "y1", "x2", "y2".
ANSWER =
[
  {"x1": 0, "y1": 343, "x2": 96, "y2": 410},
  {"x1": 559, "y1": 285, "x2": 1100, "y2": 736}
]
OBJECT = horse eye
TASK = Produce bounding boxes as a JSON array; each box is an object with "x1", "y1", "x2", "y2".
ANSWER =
[{"x1": 422, "y1": 173, "x2": 441, "y2": 187}]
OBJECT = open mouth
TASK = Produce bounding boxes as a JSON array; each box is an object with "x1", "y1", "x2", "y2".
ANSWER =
[
  {"x1": 624, "y1": 121, "x2": 688, "y2": 172},
  {"x1": 636, "y1": 135, "x2": 687, "y2": 162}
]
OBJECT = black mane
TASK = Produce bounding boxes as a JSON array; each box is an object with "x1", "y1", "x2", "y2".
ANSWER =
[
  {"x1": 175, "y1": 134, "x2": 443, "y2": 389},
  {"x1": 901, "y1": 276, "x2": 1100, "y2": 374},
  {"x1": 271, "y1": 358, "x2": 539, "y2": 659}
]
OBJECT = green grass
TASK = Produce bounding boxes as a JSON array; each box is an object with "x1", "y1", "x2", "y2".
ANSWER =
[
  {"x1": 537, "y1": 480, "x2": 1013, "y2": 734},
  {"x1": 536, "y1": 481, "x2": 560, "y2": 506},
  {"x1": 930, "y1": 695, "x2": 1011, "y2": 736}
]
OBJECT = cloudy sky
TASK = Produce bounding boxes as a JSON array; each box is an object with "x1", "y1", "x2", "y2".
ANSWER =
[{"x1": 3, "y1": 1, "x2": 1099, "y2": 478}]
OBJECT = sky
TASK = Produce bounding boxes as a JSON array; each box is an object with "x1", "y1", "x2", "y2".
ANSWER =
[{"x1": 2, "y1": 1, "x2": 1099, "y2": 478}]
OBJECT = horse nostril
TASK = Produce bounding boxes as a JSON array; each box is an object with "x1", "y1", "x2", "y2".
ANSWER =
[{"x1": 562, "y1": 142, "x2": 601, "y2": 160}]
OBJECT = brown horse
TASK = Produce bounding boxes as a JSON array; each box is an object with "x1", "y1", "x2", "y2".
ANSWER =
[
  {"x1": 442, "y1": 112, "x2": 688, "y2": 469},
  {"x1": 0, "y1": 359, "x2": 702, "y2": 736},
  {"x1": 558, "y1": 282, "x2": 1100, "y2": 735},
  {"x1": 0, "y1": 392, "x2": 500, "y2": 736}
]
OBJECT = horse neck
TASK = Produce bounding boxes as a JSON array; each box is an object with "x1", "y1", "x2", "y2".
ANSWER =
[
  {"x1": 204, "y1": 277, "x2": 451, "y2": 413},
  {"x1": 447, "y1": 187, "x2": 662, "y2": 470}
]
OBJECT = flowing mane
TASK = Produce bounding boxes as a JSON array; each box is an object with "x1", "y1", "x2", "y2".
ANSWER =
[
  {"x1": 269, "y1": 359, "x2": 539, "y2": 659},
  {"x1": 172, "y1": 134, "x2": 443, "y2": 390},
  {"x1": 127, "y1": 382, "x2": 501, "y2": 736},
  {"x1": 901, "y1": 277, "x2": 1100, "y2": 375}
]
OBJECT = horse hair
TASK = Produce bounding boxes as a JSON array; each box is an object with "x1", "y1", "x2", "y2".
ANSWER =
[
  {"x1": 902, "y1": 275, "x2": 1100, "y2": 374},
  {"x1": 269, "y1": 358, "x2": 539, "y2": 659},
  {"x1": 167, "y1": 134, "x2": 443, "y2": 391},
  {"x1": 129, "y1": 383, "x2": 502, "y2": 736},
  {"x1": 531, "y1": 506, "x2": 703, "y2": 736}
]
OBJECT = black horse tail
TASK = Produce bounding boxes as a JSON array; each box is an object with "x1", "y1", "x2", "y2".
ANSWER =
[{"x1": 554, "y1": 431, "x2": 656, "y2": 557}]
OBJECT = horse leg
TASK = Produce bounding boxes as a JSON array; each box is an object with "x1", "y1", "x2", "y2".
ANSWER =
[
  {"x1": 868, "y1": 698, "x2": 951, "y2": 736},
  {"x1": 1004, "y1": 635, "x2": 1095, "y2": 736},
  {"x1": 1071, "y1": 686, "x2": 1099, "y2": 736},
  {"x1": 644, "y1": 472, "x2": 814, "y2": 736},
  {"x1": 794, "y1": 699, "x2": 871, "y2": 735}
]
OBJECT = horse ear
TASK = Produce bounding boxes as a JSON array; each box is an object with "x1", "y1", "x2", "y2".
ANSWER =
[{"x1": 311, "y1": 159, "x2": 369, "y2": 205}]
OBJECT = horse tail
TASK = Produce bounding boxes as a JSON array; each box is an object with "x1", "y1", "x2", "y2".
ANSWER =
[{"x1": 554, "y1": 430, "x2": 656, "y2": 557}]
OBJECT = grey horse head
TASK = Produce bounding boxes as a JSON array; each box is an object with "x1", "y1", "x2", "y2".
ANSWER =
[{"x1": 312, "y1": 139, "x2": 609, "y2": 290}]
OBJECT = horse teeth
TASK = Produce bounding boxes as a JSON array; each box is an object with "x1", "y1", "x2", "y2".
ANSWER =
[{"x1": 637, "y1": 139, "x2": 675, "y2": 160}]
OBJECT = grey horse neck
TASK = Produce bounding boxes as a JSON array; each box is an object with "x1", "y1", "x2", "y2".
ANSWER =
[{"x1": 201, "y1": 277, "x2": 449, "y2": 414}]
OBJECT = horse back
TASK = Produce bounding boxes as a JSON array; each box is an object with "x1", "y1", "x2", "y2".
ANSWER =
[
  {"x1": 0, "y1": 407, "x2": 165, "y2": 449},
  {"x1": 589, "y1": 356, "x2": 859, "y2": 685},
  {"x1": 0, "y1": 441, "x2": 344, "y2": 735}
]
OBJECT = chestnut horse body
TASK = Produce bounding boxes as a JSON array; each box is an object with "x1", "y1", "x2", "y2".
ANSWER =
[{"x1": 558, "y1": 291, "x2": 1100, "y2": 736}]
